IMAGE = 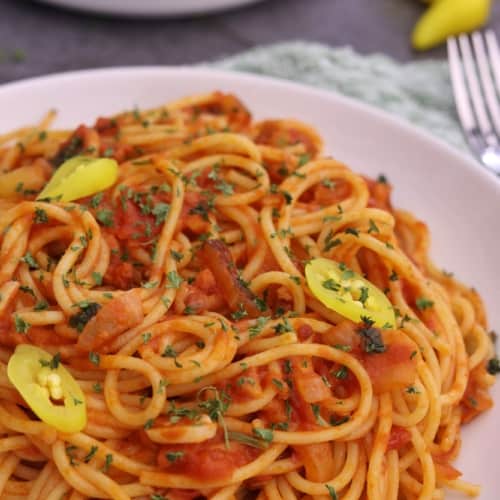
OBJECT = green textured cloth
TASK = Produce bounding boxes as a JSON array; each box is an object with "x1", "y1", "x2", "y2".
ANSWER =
[{"x1": 212, "y1": 42, "x2": 467, "y2": 153}]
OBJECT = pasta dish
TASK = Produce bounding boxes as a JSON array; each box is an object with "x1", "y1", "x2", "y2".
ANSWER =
[{"x1": 0, "y1": 91, "x2": 497, "y2": 500}]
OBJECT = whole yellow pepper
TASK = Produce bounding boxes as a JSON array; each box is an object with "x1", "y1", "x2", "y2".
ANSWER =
[{"x1": 412, "y1": 0, "x2": 492, "y2": 51}]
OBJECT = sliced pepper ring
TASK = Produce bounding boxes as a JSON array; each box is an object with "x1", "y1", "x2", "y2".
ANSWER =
[
  {"x1": 37, "y1": 156, "x2": 118, "y2": 202},
  {"x1": 7, "y1": 344, "x2": 87, "y2": 433},
  {"x1": 305, "y1": 257, "x2": 396, "y2": 328}
]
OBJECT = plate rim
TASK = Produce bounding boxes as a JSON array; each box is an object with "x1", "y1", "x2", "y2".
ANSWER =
[
  {"x1": 2, "y1": 64, "x2": 500, "y2": 194},
  {"x1": 32, "y1": 0, "x2": 265, "y2": 17}
]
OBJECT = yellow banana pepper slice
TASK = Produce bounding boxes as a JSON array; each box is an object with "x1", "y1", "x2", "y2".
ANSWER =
[
  {"x1": 7, "y1": 345, "x2": 87, "y2": 433},
  {"x1": 412, "y1": 0, "x2": 492, "y2": 51},
  {"x1": 305, "y1": 258, "x2": 396, "y2": 328},
  {"x1": 37, "y1": 156, "x2": 118, "y2": 202}
]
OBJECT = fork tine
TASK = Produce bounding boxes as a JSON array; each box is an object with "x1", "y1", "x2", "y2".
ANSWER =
[
  {"x1": 447, "y1": 37, "x2": 478, "y2": 137},
  {"x1": 472, "y1": 31, "x2": 500, "y2": 136},
  {"x1": 485, "y1": 30, "x2": 500, "y2": 95},
  {"x1": 458, "y1": 33, "x2": 494, "y2": 138}
]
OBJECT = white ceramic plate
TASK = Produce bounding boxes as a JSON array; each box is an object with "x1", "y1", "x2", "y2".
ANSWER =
[
  {"x1": 1, "y1": 67, "x2": 499, "y2": 498},
  {"x1": 34, "y1": 0, "x2": 264, "y2": 17}
]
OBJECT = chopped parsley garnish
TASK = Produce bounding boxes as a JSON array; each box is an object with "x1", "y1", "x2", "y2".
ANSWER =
[
  {"x1": 21, "y1": 251, "x2": 39, "y2": 269},
  {"x1": 189, "y1": 202, "x2": 210, "y2": 221},
  {"x1": 252, "y1": 427, "x2": 274, "y2": 442},
  {"x1": 333, "y1": 366, "x2": 348, "y2": 379},
  {"x1": 166, "y1": 451, "x2": 184, "y2": 462},
  {"x1": 89, "y1": 352, "x2": 100, "y2": 366},
  {"x1": 228, "y1": 431, "x2": 270, "y2": 449},
  {"x1": 84, "y1": 446, "x2": 98, "y2": 463},
  {"x1": 170, "y1": 249, "x2": 184, "y2": 262},
  {"x1": 34, "y1": 300, "x2": 49, "y2": 311},
  {"x1": 101, "y1": 454, "x2": 113, "y2": 473},
  {"x1": 322, "y1": 279, "x2": 340, "y2": 291},
  {"x1": 33, "y1": 208, "x2": 48, "y2": 224},
  {"x1": 215, "y1": 180, "x2": 234, "y2": 195},
  {"x1": 248, "y1": 316, "x2": 269, "y2": 338},
  {"x1": 96, "y1": 209, "x2": 114, "y2": 227},
  {"x1": 39, "y1": 352, "x2": 61, "y2": 370},
  {"x1": 359, "y1": 287, "x2": 369, "y2": 305},
  {"x1": 92, "y1": 271, "x2": 103, "y2": 286},
  {"x1": 368, "y1": 219, "x2": 379, "y2": 233},
  {"x1": 311, "y1": 404, "x2": 328, "y2": 426},
  {"x1": 324, "y1": 231, "x2": 342, "y2": 252},
  {"x1": 143, "y1": 419, "x2": 155, "y2": 430},
  {"x1": 69, "y1": 302, "x2": 101, "y2": 332},
  {"x1": 89, "y1": 192, "x2": 104, "y2": 208},
  {"x1": 297, "y1": 153, "x2": 310, "y2": 167},
  {"x1": 415, "y1": 297, "x2": 434, "y2": 311},
  {"x1": 273, "y1": 318, "x2": 293, "y2": 334},
  {"x1": 325, "y1": 484, "x2": 338, "y2": 500},
  {"x1": 152, "y1": 202, "x2": 170, "y2": 225},
  {"x1": 197, "y1": 386, "x2": 231, "y2": 447},
  {"x1": 357, "y1": 323, "x2": 386, "y2": 354},
  {"x1": 19, "y1": 285, "x2": 34, "y2": 296},
  {"x1": 142, "y1": 280, "x2": 158, "y2": 289},
  {"x1": 487, "y1": 357, "x2": 500, "y2": 375},
  {"x1": 14, "y1": 315, "x2": 30, "y2": 334},
  {"x1": 166, "y1": 271, "x2": 183, "y2": 289},
  {"x1": 330, "y1": 415, "x2": 350, "y2": 426}
]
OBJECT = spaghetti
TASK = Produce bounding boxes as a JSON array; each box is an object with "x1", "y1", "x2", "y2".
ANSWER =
[{"x1": 0, "y1": 91, "x2": 497, "y2": 500}]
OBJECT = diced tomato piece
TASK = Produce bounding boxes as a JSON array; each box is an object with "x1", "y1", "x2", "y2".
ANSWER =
[
  {"x1": 254, "y1": 121, "x2": 317, "y2": 155},
  {"x1": 102, "y1": 232, "x2": 142, "y2": 289},
  {"x1": 77, "y1": 289, "x2": 143, "y2": 351},
  {"x1": 293, "y1": 358, "x2": 331, "y2": 403},
  {"x1": 50, "y1": 125, "x2": 94, "y2": 167},
  {"x1": 177, "y1": 191, "x2": 211, "y2": 235},
  {"x1": 313, "y1": 180, "x2": 351, "y2": 206},
  {"x1": 94, "y1": 117, "x2": 119, "y2": 137},
  {"x1": 191, "y1": 92, "x2": 251, "y2": 132},
  {"x1": 387, "y1": 426, "x2": 411, "y2": 451},
  {"x1": 111, "y1": 199, "x2": 157, "y2": 245},
  {"x1": 99, "y1": 143, "x2": 135, "y2": 163},
  {"x1": 293, "y1": 443, "x2": 334, "y2": 481},
  {"x1": 364, "y1": 176, "x2": 393, "y2": 212},
  {"x1": 360, "y1": 330, "x2": 417, "y2": 394},
  {"x1": 297, "y1": 324, "x2": 314, "y2": 341},
  {"x1": 157, "y1": 434, "x2": 259, "y2": 481}
]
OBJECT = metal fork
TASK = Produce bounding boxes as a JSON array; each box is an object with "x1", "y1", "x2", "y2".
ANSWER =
[{"x1": 448, "y1": 30, "x2": 500, "y2": 175}]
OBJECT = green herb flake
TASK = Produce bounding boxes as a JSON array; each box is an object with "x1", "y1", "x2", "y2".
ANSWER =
[
  {"x1": 252, "y1": 427, "x2": 274, "y2": 442},
  {"x1": 96, "y1": 209, "x2": 114, "y2": 227},
  {"x1": 325, "y1": 484, "x2": 338, "y2": 500},
  {"x1": 166, "y1": 451, "x2": 185, "y2": 462},
  {"x1": 21, "y1": 251, "x2": 39, "y2": 269},
  {"x1": 166, "y1": 271, "x2": 183, "y2": 289},
  {"x1": 415, "y1": 297, "x2": 434, "y2": 311},
  {"x1": 84, "y1": 445, "x2": 98, "y2": 463},
  {"x1": 101, "y1": 454, "x2": 113, "y2": 473},
  {"x1": 89, "y1": 352, "x2": 100, "y2": 366},
  {"x1": 33, "y1": 208, "x2": 48, "y2": 224},
  {"x1": 14, "y1": 315, "x2": 30, "y2": 334}
]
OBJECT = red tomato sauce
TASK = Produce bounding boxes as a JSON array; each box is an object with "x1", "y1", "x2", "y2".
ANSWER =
[{"x1": 157, "y1": 433, "x2": 260, "y2": 481}]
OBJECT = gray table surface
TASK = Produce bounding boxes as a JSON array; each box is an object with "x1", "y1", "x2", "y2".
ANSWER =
[{"x1": 1, "y1": 0, "x2": 500, "y2": 85}]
